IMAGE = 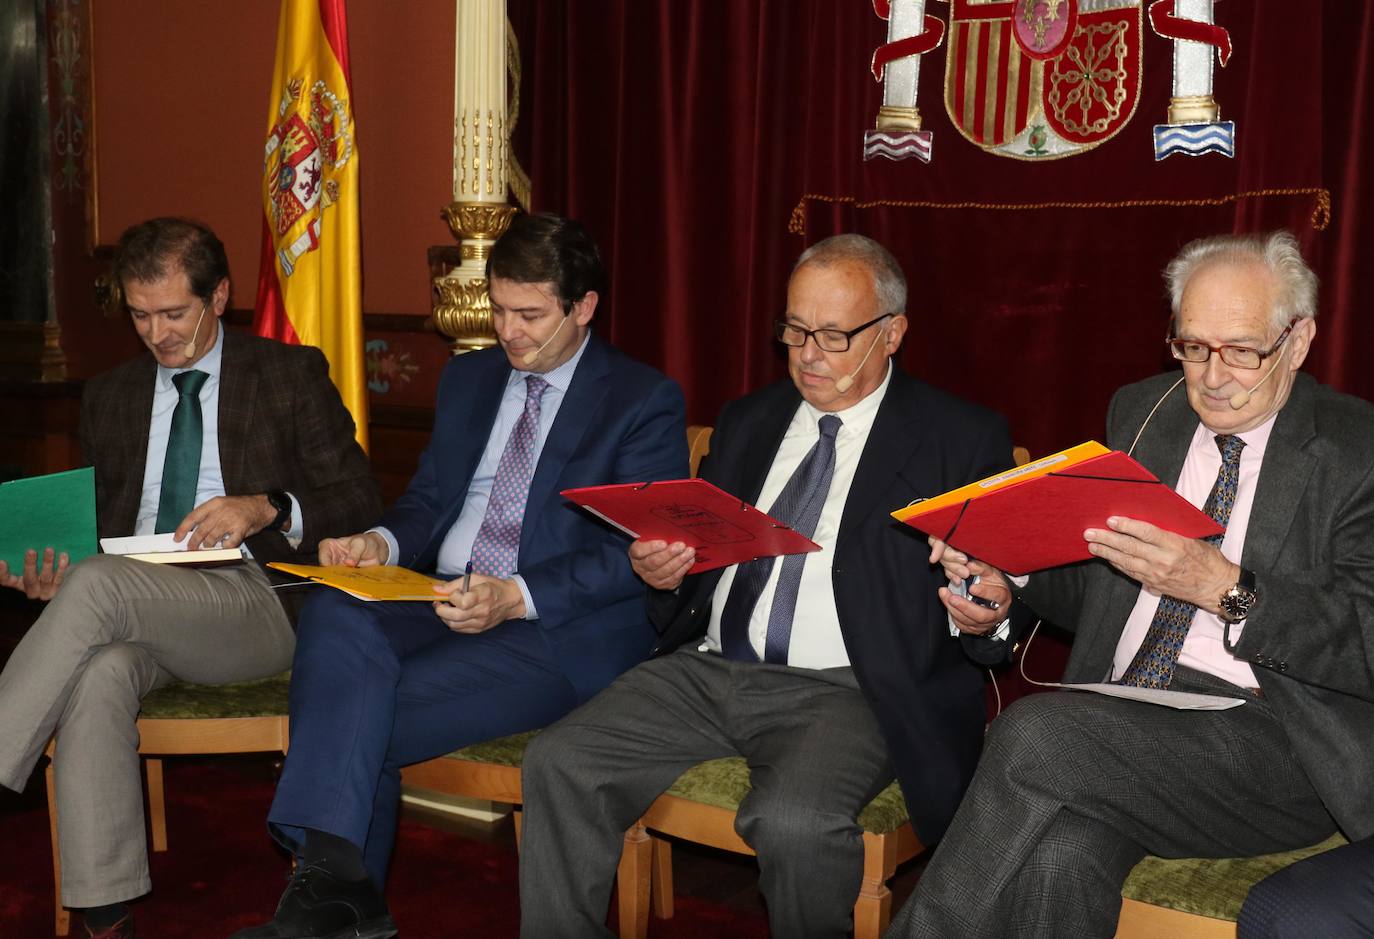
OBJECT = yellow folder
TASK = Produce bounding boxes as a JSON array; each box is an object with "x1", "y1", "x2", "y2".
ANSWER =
[{"x1": 266, "y1": 563, "x2": 447, "y2": 601}]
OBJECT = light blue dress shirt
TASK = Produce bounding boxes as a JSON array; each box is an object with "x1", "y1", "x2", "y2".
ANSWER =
[{"x1": 374, "y1": 333, "x2": 591, "y2": 619}]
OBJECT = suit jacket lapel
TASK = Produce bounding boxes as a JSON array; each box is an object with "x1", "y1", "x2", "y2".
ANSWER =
[
  {"x1": 837, "y1": 370, "x2": 924, "y2": 552},
  {"x1": 217, "y1": 330, "x2": 255, "y2": 490},
  {"x1": 109, "y1": 358, "x2": 158, "y2": 535},
  {"x1": 1243, "y1": 375, "x2": 1317, "y2": 574},
  {"x1": 734, "y1": 386, "x2": 798, "y2": 506}
]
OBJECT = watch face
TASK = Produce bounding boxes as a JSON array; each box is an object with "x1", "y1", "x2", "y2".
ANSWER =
[{"x1": 1221, "y1": 587, "x2": 1255, "y2": 622}]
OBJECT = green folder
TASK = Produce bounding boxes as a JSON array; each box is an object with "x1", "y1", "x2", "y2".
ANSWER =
[{"x1": 0, "y1": 466, "x2": 98, "y2": 574}]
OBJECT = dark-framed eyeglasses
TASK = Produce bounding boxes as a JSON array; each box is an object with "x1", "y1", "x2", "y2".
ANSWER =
[
  {"x1": 1166, "y1": 319, "x2": 1297, "y2": 370},
  {"x1": 774, "y1": 314, "x2": 888, "y2": 353}
]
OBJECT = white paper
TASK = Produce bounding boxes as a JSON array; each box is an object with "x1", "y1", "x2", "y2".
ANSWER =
[
  {"x1": 1052, "y1": 682, "x2": 1247, "y2": 711},
  {"x1": 100, "y1": 533, "x2": 191, "y2": 554}
]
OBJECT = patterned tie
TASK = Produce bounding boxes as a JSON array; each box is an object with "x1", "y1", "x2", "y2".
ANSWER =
[
  {"x1": 720, "y1": 414, "x2": 842, "y2": 663},
  {"x1": 154, "y1": 369, "x2": 210, "y2": 533},
  {"x1": 469, "y1": 375, "x2": 549, "y2": 577},
  {"x1": 1119, "y1": 434, "x2": 1246, "y2": 688}
]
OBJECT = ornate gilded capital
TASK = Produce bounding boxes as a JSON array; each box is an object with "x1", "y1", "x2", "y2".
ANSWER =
[
  {"x1": 876, "y1": 105, "x2": 923, "y2": 133},
  {"x1": 441, "y1": 201, "x2": 518, "y2": 244},
  {"x1": 432, "y1": 272, "x2": 499, "y2": 352}
]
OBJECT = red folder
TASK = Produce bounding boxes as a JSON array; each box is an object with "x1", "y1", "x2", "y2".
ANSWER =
[
  {"x1": 562, "y1": 478, "x2": 821, "y2": 574},
  {"x1": 891, "y1": 449, "x2": 1224, "y2": 575}
]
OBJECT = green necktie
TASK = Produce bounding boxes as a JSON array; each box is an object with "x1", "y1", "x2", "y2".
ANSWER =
[{"x1": 155, "y1": 369, "x2": 210, "y2": 533}]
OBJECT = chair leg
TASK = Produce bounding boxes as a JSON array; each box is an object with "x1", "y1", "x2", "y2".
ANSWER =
[
  {"x1": 146, "y1": 757, "x2": 167, "y2": 853},
  {"x1": 616, "y1": 822, "x2": 652, "y2": 939},
  {"x1": 513, "y1": 808, "x2": 523, "y2": 854},
  {"x1": 853, "y1": 831, "x2": 897, "y2": 939},
  {"x1": 649, "y1": 835, "x2": 674, "y2": 920},
  {"x1": 47, "y1": 757, "x2": 71, "y2": 936}
]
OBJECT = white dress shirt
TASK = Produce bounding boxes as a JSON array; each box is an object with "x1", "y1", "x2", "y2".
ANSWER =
[
  {"x1": 701, "y1": 363, "x2": 893, "y2": 669},
  {"x1": 374, "y1": 334, "x2": 591, "y2": 619},
  {"x1": 135, "y1": 326, "x2": 304, "y2": 550}
]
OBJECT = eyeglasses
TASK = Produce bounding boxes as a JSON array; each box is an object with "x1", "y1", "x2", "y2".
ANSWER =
[
  {"x1": 775, "y1": 314, "x2": 887, "y2": 353},
  {"x1": 1166, "y1": 319, "x2": 1296, "y2": 370}
]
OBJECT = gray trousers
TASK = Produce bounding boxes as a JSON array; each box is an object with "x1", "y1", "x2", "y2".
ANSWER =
[
  {"x1": 518, "y1": 648, "x2": 894, "y2": 939},
  {"x1": 0, "y1": 554, "x2": 294, "y2": 908},
  {"x1": 887, "y1": 669, "x2": 1336, "y2": 939}
]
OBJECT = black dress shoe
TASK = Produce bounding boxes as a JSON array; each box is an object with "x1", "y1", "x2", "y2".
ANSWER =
[
  {"x1": 230, "y1": 861, "x2": 397, "y2": 939},
  {"x1": 83, "y1": 913, "x2": 134, "y2": 939}
]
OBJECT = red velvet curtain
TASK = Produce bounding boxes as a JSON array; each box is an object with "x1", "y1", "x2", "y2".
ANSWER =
[{"x1": 509, "y1": 1, "x2": 1372, "y2": 458}]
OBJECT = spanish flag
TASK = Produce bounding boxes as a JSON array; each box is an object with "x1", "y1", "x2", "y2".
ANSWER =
[{"x1": 253, "y1": 0, "x2": 368, "y2": 450}]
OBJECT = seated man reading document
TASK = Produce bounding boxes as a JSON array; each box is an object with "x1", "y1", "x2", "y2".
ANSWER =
[
  {"x1": 0, "y1": 217, "x2": 382, "y2": 939},
  {"x1": 233, "y1": 213, "x2": 687, "y2": 939},
  {"x1": 890, "y1": 231, "x2": 1374, "y2": 938},
  {"x1": 517, "y1": 234, "x2": 1017, "y2": 939}
]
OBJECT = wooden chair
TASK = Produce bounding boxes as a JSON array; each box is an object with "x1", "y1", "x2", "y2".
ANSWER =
[
  {"x1": 46, "y1": 671, "x2": 291, "y2": 935},
  {"x1": 618, "y1": 758, "x2": 920, "y2": 939},
  {"x1": 1114, "y1": 834, "x2": 1346, "y2": 938}
]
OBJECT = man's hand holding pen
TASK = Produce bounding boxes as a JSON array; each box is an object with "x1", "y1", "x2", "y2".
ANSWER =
[
  {"x1": 929, "y1": 537, "x2": 1012, "y2": 637},
  {"x1": 433, "y1": 570, "x2": 525, "y2": 634}
]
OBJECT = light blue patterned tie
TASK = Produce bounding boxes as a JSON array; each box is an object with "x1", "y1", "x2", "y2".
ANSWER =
[
  {"x1": 720, "y1": 414, "x2": 842, "y2": 663},
  {"x1": 469, "y1": 375, "x2": 549, "y2": 577},
  {"x1": 1119, "y1": 434, "x2": 1245, "y2": 688}
]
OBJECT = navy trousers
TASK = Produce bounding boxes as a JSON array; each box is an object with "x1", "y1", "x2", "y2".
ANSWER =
[
  {"x1": 1238, "y1": 835, "x2": 1374, "y2": 938},
  {"x1": 266, "y1": 588, "x2": 579, "y2": 886}
]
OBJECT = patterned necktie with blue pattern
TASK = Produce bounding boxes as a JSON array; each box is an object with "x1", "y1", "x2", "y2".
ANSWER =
[
  {"x1": 1119, "y1": 433, "x2": 1246, "y2": 688},
  {"x1": 469, "y1": 375, "x2": 549, "y2": 577}
]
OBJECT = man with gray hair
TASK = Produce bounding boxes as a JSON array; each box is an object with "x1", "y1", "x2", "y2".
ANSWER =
[
  {"x1": 889, "y1": 229, "x2": 1374, "y2": 937},
  {"x1": 518, "y1": 234, "x2": 1017, "y2": 938}
]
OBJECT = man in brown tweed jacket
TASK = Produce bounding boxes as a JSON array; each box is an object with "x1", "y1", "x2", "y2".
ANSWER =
[{"x1": 0, "y1": 217, "x2": 382, "y2": 939}]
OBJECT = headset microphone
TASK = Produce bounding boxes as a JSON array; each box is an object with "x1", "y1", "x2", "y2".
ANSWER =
[
  {"x1": 1229, "y1": 349, "x2": 1285, "y2": 410},
  {"x1": 833, "y1": 322, "x2": 887, "y2": 395},
  {"x1": 521, "y1": 313, "x2": 570, "y2": 367},
  {"x1": 182, "y1": 304, "x2": 209, "y2": 359}
]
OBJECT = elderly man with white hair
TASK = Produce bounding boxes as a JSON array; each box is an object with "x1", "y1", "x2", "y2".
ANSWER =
[{"x1": 889, "y1": 230, "x2": 1374, "y2": 938}]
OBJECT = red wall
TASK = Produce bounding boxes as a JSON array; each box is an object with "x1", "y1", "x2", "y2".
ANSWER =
[{"x1": 91, "y1": 0, "x2": 456, "y2": 317}]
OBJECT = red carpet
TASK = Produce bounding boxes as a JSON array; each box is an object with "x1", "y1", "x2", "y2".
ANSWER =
[{"x1": 1, "y1": 755, "x2": 769, "y2": 938}]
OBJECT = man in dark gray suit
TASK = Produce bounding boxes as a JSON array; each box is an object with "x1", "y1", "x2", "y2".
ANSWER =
[
  {"x1": 890, "y1": 230, "x2": 1374, "y2": 938},
  {"x1": 518, "y1": 234, "x2": 1016, "y2": 938},
  {"x1": 0, "y1": 218, "x2": 381, "y2": 938}
]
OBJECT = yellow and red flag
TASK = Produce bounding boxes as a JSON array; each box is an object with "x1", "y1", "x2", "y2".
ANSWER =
[{"x1": 253, "y1": 0, "x2": 367, "y2": 449}]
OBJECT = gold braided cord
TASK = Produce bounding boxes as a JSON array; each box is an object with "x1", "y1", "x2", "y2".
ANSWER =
[
  {"x1": 506, "y1": 14, "x2": 532, "y2": 212},
  {"x1": 788, "y1": 187, "x2": 1332, "y2": 237}
]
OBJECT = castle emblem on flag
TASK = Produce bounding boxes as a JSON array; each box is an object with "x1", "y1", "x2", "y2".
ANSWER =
[
  {"x1": 941, "y1": 0, "x2": 1143, "y2": 160},
  {"x1": 264, "y1": 77, "x2": 355, "y2": 276}
]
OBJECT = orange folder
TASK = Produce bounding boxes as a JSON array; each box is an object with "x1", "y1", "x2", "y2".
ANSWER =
[
  {"x1": 891, "y1": 442, "x2": 1224, "y2": 575},
  {"x1": 562, "y1": 478, "x2": 820, "y2": 574}
]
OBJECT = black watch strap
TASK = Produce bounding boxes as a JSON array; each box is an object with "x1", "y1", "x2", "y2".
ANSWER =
[{"x1": 266, "y1": 489, "x2": 292, "y2": 532}]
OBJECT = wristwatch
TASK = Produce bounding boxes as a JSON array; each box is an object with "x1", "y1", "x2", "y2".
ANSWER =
[
  {"x1": 1218, "y1": 567, "x2": 1257, "y2": 624},
  {"x1": 266, "y1": 489, "x2": 292, "y2": 532}
]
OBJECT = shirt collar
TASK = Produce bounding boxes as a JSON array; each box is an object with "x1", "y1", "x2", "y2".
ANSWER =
[
  {"x1": 156, "y1": 321, "x2": 224, "y2": 391},
  {"x1": 1190, "y1": 409, "x2": 1277, "y2": 460}
]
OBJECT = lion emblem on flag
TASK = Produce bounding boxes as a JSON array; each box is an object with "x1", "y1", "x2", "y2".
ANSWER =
[{"x1": 263, "y1": 77, "x2": 355, "y2": 275}]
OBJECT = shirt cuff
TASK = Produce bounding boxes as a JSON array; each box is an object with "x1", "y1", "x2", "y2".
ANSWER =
[
  {"x1": 283, "y1": 493, "x2": 305, "y2": 549},
  {"x1": 368, "y1": 527, "x2": 398, "y2": 566},
  {"x1": 511, "y1": 574, "x2": 537, "y2": 620}
]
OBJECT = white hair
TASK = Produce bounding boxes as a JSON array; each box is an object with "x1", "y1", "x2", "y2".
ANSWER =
[
  {"x1": 794, "y1": 234, "x2": 907, "y2": 317},
  {"x1": 1164, "y1": 230, "x2": 1319, "y2": 330}
]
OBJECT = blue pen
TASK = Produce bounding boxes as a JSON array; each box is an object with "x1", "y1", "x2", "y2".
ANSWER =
[{"x1": 462, "y1": 560, "x2": 473, "y2": 594}]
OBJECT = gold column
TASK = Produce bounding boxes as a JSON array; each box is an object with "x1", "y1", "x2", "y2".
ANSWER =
[{"x1": 432, "y1": 0, "x2": 519, "y2": 353}]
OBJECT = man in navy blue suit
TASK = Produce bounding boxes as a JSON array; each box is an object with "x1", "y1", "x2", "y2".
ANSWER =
[{"x1": 233, "y1": 213, "x2": 687, "y2": 939}]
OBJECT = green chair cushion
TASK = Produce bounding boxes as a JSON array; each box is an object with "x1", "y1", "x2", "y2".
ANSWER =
[
  {"x1": 662, "y1": 756, "x2": 911, "y2": 835},
  {"x1": 139, "y1": 671, "x2": 292, "y2": 720},
  {"x1": 1121, "y1": 833, "x2": 1348, "y2": 921},
  {"x1": 445, "y1": 730, "x2": 539, "y2": 768}
]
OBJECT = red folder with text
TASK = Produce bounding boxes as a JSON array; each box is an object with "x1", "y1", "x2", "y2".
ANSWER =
[
  {"x1": 562, "y1": 478, "x2": 820, "y2": 574},
  {"x1": 890, "y1": 442, "x2": 1224, "y2": 575}
]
